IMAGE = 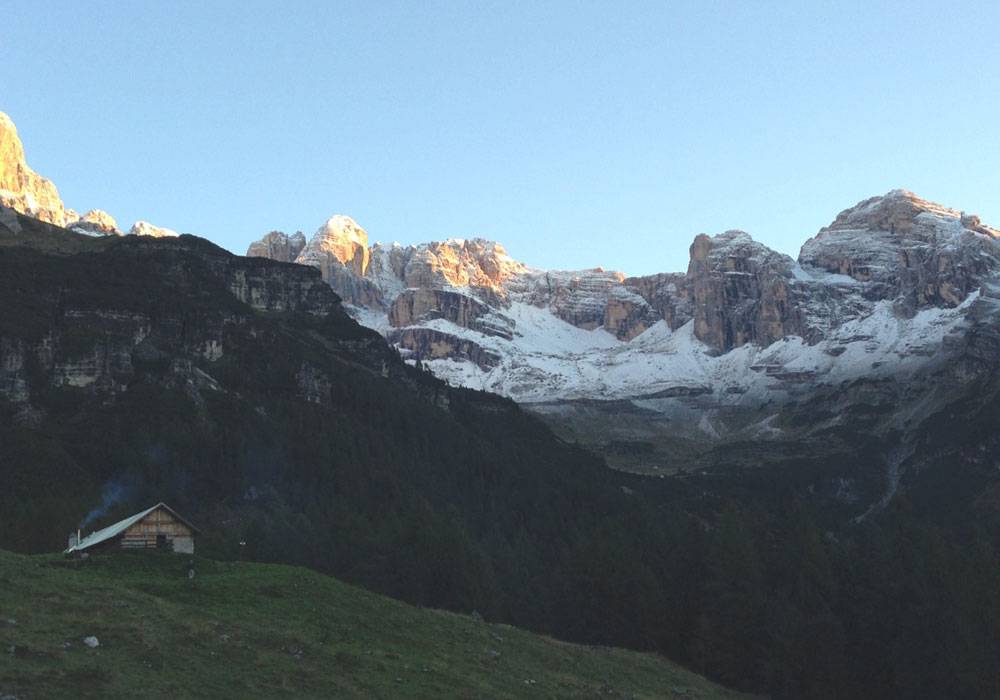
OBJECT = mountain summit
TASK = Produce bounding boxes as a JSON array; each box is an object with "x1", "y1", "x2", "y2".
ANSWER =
[{"x1": 0, "y1": 111, "x2": 69, "y2": 226}]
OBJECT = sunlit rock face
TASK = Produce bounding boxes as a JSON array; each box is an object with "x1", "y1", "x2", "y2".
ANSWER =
[
  {"x1": 0, "y1": 111, "x2": 68, "y2": 226},
  {"x1": 69, "y1": 209, "x2": 121, "y2": 236},
  {"x1": 246, "y1": 230, "x2": 306, "y2": 263},
  {"x1": 297, "y1": 215, "x2": 370, "y2": 277},
  {"x1": 399, "y1": 239, "x2": 525, "y2": 291},
  {"x1": 128, "y1": 221, "x2": 179, "y2": 238},
  {"x1": 0, "y1": 112, "x2": 163, "y2": 238}
]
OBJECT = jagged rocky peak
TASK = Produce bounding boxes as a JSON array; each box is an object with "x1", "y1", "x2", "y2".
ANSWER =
[
  {"x1": 0, "y1": 111, "x2": 68, "y2": 226},
  {"x1": 128, "y1": 220, "x2": 179, "y2": 238},
  {"x1": 246, "y1": 230, "x2": 306, "y2": 263},
  {"x1": 69, "y1": 209, "x2": 120, "y2": 236},
  {"x1": 298, "y1": 215, "x2": 370, "y2": 276},
  {"x1": 395, "y1": 238, "x2": 526, "y2": 292},
  {"x1": 687, "y1": 229, "x2": 802, "y2": 352},
  {"x1": 799, "y1": 189, "x2": 1000, "y2": 308}
]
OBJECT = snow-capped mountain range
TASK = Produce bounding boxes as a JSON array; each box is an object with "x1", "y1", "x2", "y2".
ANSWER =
[
  {"x1": 5, "y1": 106, "x2": 1000, "y2": 488},
  {"x1": 246, "y1": 190, "x2": 1000, "y2": 478},
  {"x1": 246, "y1": 190, "x2": 999, "y2": 402}
]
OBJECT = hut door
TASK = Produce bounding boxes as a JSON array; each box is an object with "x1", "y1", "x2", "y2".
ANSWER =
[{"x1": 156, "y1": 534, "x2": 167, "y2": 550}]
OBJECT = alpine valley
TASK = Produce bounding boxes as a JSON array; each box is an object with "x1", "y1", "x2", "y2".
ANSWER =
[{"x1": 4, "y1": 109, "x2": 1000, "y2": 699}]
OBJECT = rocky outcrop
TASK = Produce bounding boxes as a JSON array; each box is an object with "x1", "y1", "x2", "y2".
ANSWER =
[
  {"x1": 69, "y1": 209, "x2": 120, "y2": 236},
  {"x1": 687, "y1": 230, "x2": 803, "y2": 351},
  {"x1": 603, "y1": 287, "x2": 660, "y2": 341},
  {"x1": 391, "y1": 327, "x2": 501, "y2": 370},
  {"x1": 247, "y1": 226, "x2": 381, "y2": 307},
  {"x1": 623, "y1": 272, "x2": 693, "y2": 331},
  {"x1": 506, "y1": 268, "x2": 625, "y2": 330},
  {"x1": 247, "y1": 230, "x2": 305, "y2": 262},
  {"x1": 389, "y1": 288, "x2": 515, "y2": 339},
  {"x1": 399, "y1": 239, "x2": 524, "y2": 291},
  {"x1": 390, "y1": 288, "x2": 488, "y2": 328},
  {"x1": 128, "y1": 221, "x2": 179, "y2": 238},
  {"x1": 322, "y1": 263, "x2": 384, "y2": 309},
  {"x1": 227, "y1": 255, "x2": 341, "y2": 314},
  {"x1": 0, "y1": 111, "x2": 68, "y2": 226}
]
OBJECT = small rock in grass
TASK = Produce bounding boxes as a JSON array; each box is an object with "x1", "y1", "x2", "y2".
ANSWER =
[{"x1": 83, "y1": 636, "x2": 100, "y2": 649}]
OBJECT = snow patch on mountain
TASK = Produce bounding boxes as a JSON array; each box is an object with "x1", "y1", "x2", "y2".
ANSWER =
[{"x1": 409, "y1": 291, "x2": 975, "y2": 403}]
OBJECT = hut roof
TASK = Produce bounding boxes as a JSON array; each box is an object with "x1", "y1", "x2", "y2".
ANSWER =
[{"x1": 65, "y1": 502, "x2": 199, "y2": 553}]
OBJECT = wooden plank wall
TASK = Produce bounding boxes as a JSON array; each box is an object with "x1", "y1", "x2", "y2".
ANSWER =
[{"x1": 120, "y1": 508, "x2": 194, "y2": 550}]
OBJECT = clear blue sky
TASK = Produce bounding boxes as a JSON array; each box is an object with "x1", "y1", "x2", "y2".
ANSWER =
[{"x1": 3, "y1": 1, "x2": 998, "y2": 275}]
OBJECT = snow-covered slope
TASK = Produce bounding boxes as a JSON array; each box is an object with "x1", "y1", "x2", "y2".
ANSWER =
[{"x1": 409, "y1": 294, "x2": 977, "y2": 404}]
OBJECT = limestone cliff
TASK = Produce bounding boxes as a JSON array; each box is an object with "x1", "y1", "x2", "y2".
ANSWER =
[
  {"x1": 686, "y1": 230, "x2": 803, "y2": 351},
  {"x1": 389, "y1": 288, "x2": 515, "y2": 340},
  {"x1": 0, "y1": 207, "x2": 355, "y2": 423},
  {"x1": 246, "y1": 230, "x2": 306, "y2": 263},
  {"x1": 297, "y1": 215, "x2": 370, "y2": 277},
  {"x1": 0, "y1": 111, "x2": 68, "y2": 226}
]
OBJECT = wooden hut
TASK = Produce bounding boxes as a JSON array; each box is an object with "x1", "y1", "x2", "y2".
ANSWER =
[{"x1": 65, "y1": 502, "x2": 198, "y2": 555}]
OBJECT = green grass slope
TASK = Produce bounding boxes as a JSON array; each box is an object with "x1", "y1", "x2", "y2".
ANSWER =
[{"x1": 0, "y1": 550, "x2": 755, "y2": 700}]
